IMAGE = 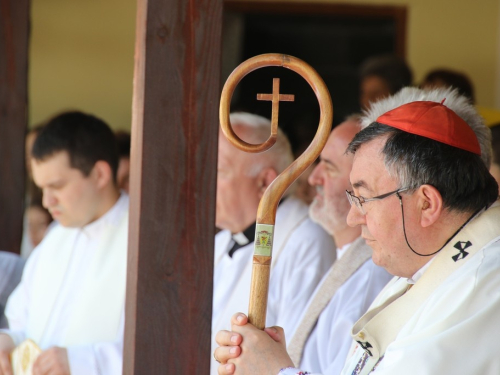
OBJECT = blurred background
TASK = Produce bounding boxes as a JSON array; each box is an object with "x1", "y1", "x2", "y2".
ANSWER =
[{"x1": 30, "y1": 0, "x2": 500, "y2": 151}]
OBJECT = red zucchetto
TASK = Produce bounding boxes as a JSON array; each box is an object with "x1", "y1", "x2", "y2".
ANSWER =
[{"x1": 376, "y1": 100, "x2": 481, "y2": 155}]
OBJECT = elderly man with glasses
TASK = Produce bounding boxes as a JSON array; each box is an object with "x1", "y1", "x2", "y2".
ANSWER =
[{"x1": 213, "y1": 87, "x2": 500, "y2": 375}]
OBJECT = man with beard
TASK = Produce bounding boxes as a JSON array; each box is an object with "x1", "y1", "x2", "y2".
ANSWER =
[{"x1": 213, "y1": 117, "x2": 392, "y2": 374}]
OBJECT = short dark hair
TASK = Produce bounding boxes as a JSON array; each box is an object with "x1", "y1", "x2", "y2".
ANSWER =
[
  {"x1": 32, "y1": 111, "x2": 119, "y2": 181},
  {"x1": 360, "y1": 55, "x2": 413, "y2": 94},
  {"x1": 347, "y1": 123, "x2": 499, "y2": 214}
]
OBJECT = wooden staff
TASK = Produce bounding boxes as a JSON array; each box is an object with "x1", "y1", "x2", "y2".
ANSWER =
[{"x1": 219, "y1": 54, "x2": 333, "y2": 329}]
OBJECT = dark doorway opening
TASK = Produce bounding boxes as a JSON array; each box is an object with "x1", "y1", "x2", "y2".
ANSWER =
[{"x1": 222, "y1": 1, "x2": 407, "y2": 154}]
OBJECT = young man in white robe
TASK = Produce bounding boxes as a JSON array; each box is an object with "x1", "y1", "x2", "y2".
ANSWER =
[
  {"x1": 213, "y1": 87, "x2": 500, "y2": 375},
  {"x1": 0, "y1": 112, "x2": 128, "y2": 375},
  {"x1": 212, "y1": 112, "x2": 336, "y2": 375}
]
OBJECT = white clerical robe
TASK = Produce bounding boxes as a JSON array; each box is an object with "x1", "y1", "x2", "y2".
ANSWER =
[
  {"x1": 341, "y1": 240, "x2": 500, "y2": 374},
  {"x1": 1, "y1": 194, "x2": 129, "y2": 375},
  {"x1": 281, "y1": 203, "x2": 500, "y2": 375},
  {"x1": 298, "y1": 243, "x2": 392, "y2": 374},
  {"x1": 212, "y1": 197, "x2": 336, "y2": 375}
]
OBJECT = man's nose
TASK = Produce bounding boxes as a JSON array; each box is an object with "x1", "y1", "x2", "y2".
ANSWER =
[
  {"x1": 346, "y1": 204, "x2": 365, "y2": 227},
  {"x1": 308, "y1": 163, "x2": 323, "y2": 187},
  {"x1": 42, "y1": 190, "x2": 56, "y2": 208}
]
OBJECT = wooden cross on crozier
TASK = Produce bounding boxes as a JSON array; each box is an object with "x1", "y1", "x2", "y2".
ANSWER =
[{"x1": 257, "y1": 78, "x2": 294, "y2": 127}]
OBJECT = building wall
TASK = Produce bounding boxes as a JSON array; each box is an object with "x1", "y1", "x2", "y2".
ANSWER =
[
  {"x1": 29, "y1": 0, "x2": 500, "y2": 129},
  {"x1": 29, "y1": 0, "x2": 136, "y2": 129}
]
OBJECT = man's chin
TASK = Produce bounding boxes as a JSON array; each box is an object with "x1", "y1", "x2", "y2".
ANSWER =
[
  {"x1": 309, "y1": 211, "x2": 335, "y2": 235},
  {"x1": 308, "y1": 209, "x2": 323, "y2": 226},
  {"x1": 366, "y1": 242, "x2": 384, "y2": 265},
  {"x1": 309, "y1": 202, "x2": 323, "y2": 220}
]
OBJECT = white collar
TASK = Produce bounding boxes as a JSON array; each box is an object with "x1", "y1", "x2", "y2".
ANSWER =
[
  {"x1": 336, "y1": 242, "x2": 352, "y2": 260},
  {"x1": 80, "y1": 193, "x2": 129, "y2": 238},
  {"x1": 407, "y1": 257, "x2": 435, "y2": 285},
  {"x1": 406, "y1": 204, "x2": 492, "y2": 285}
]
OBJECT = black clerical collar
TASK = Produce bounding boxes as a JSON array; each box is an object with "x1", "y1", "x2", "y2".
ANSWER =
[
  {"x1": 228, "y1": 222, "x2": 256, "y2": 258},
  {"x1": 227, "y1": 197, "x2": 287, "y2": 258}
]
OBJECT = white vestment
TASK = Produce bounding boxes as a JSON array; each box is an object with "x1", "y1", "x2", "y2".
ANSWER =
[
  {"x1": 296, "y1": 240, "x2": 392, "y2": 374},
  {"x1": 211, "y1": 197, "x2": 336, "y2": 375},
  {"x1": 1, "y1": 194, "x2": 129, "y2": 375},
  {"x1": 281, "y1": 203, "x2": 500, "y2": 375},
  {"x1": 338, "y1": 204, "x2": 500, "y2": 375}
]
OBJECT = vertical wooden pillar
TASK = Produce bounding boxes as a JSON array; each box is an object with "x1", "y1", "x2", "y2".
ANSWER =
[
  {"x1": 0, "y1": 0, "x2": 29, "y2": 254},
  {"x1": 124, "y1": 0, "x2": 221, "y2": 373}
]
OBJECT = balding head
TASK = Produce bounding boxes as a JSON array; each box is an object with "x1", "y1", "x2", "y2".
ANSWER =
[
  {"x1": 228, "y1": 112, "x2": 293, "y2": 175},
  {"x1": 216, "y1": 112, "x2": 293, "y2": 233}
]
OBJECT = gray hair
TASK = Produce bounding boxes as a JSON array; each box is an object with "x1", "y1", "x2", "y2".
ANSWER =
[
  {"x1": 360, "y1": 86, "x2": 492, "y2": 167},
  {"x1": 229, "y1": 112, "x2": 294, "y2": 176}
]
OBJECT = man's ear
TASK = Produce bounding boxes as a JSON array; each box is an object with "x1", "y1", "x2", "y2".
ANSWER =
[
  {"x1": 257, "y1": 167, "x2": 278, "y2": 199},
  {"x1": 92, "y1": 161, "x2": 113, "y2": 189},
  {"x1": 417, "y1": 184, "x2": 443, "y2": 228}
]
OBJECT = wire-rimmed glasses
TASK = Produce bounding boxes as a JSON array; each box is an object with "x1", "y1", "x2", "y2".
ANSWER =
[{"x1": 345, "y1": 187, "x2": 409, "y2": 215}]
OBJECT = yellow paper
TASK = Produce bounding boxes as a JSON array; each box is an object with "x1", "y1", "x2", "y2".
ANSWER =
[{"x1": 10, "y1": 339, "x2": 41, "y2": 375}]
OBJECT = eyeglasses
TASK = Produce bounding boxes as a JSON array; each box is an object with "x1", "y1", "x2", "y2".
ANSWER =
[{"x1": 345, "y1": 187, "x2": 409, "y2": 215}]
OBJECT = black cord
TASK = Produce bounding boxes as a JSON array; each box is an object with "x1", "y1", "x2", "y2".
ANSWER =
[{"x1": 397, "y1": 192, "x2": 481, "y2": 257}]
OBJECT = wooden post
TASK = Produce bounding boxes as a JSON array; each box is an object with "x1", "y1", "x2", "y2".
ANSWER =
[
  {"x1": 124, "y1": 0, "x2": 221, "y2": 373},
  {"x1": 0, "y1": 0, "x2": 29, "y2": 254}
]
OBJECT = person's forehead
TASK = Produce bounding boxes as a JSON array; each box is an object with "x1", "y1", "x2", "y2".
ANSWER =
[
  {"x1": 32, "y1": 150, "x2": 71, "y2": 169},
  {"x1": 321, "y1": 132, "x2": 339, "y2": 157},
  {"x1": 322, "y1": 122, "x2": 358, "y2": 161},
  {"x1": 320, "y1": 138, "x2": 345, "y2": 168},
  {"x1": 217, "y1": 135, "x2": 253, "y2": 169},
  {"x1": 337, "y1": 120, "x2": 361, "y2": 144},
  {"x1": 350, "y1": 137, "x2": 393, "y2": 190},
  {"x1": 362, "y1": 75, "x2": 390, "y2": 91},
  {"x1": 32, "y1": 151, "x2": 86, "y2": 182},
  {"x1": 218, "y1": 134, "x2": 237, "y2": 158}
]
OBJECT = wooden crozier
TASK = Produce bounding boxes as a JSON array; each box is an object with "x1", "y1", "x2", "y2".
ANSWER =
[{"x1": 219, "y1": 54, "x2": 333, "y2": 329}]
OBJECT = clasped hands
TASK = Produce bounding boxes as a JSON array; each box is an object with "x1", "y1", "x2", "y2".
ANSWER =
[
  {"x1": 0, "y1": 335, "x2": 70, "y2": 375},
  {"x1": 214, "y1": 313, "x2": 295, "y2": 375}
]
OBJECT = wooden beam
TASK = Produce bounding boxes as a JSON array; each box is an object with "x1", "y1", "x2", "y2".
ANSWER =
[
  {"x1": 0, "y1": 0, "x2": 29, "y2": 254},
  {"x1": 124, "y1": 0, "x2": 221, "y2": 373}
]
